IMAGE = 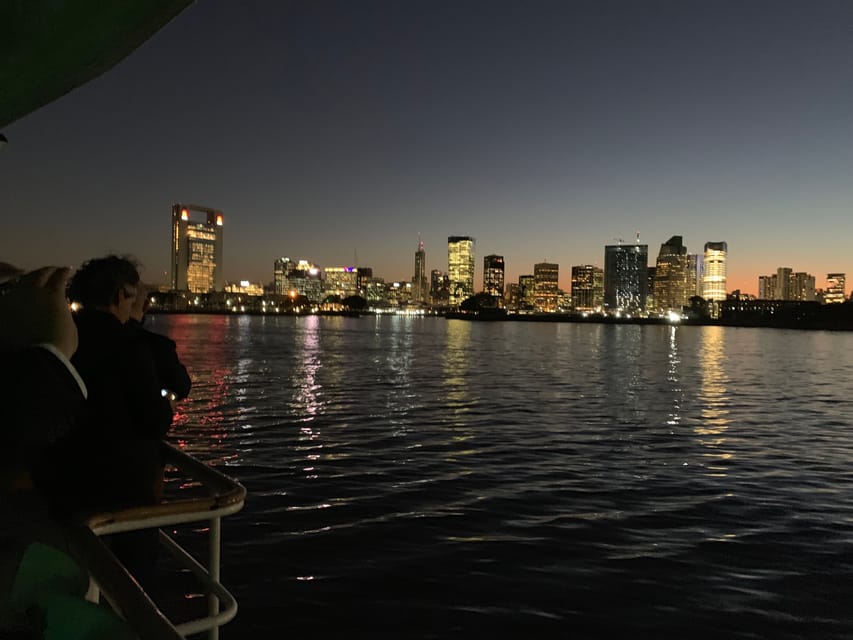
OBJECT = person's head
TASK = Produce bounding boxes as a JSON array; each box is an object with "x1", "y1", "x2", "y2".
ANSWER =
[{"x1": 68, "y1": 255, "x2": 140, "y2": 323}]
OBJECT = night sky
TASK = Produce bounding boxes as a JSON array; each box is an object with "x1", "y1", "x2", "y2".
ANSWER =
[{"x1": 3, "y1": 0, "x2": 853, "y2": 295}]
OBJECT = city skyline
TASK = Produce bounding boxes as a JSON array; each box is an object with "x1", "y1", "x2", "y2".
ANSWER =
[{"x1": 3, "y1": 1, "x2": 853, "y2": 295}]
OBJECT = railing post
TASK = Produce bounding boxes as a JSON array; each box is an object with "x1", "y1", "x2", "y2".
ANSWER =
[{"x1": 208, "y1": 516, "x2": 222, "y2": 640}]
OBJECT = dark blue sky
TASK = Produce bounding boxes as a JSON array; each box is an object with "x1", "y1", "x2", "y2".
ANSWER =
[{"x1": 3, "y1": 0, "x2": 853, "y2": 293}]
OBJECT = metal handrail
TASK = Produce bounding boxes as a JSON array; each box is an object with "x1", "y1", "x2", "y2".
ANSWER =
[
  {"x1": 72, "y1": 441, "x2": 246, "y2": 640},
  {"x1": 63, "y1": 523, "x2": 184, "y2": 640}
]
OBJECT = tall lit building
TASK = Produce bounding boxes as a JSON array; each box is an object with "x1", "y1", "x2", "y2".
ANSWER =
[
  {"x1": 653, "y1": 235, "x2": 691, "y2": 313},
  {"x1": 571, "y1": 265, "x2": 604, "y2": 311},
  {"x1": 357, "y1": 267, "x2": 373, "y2": 296},
  {"x1": 825, "y1": 273, "x2": 846, "y2": 304},
  {"x1": 701, "y1": 242, "x2": 728, "y2": 301},
  {"x1": 274, "y1": 257, "x2": 295, "y2": 295},
  {"x1": 483, "y1": 255, "x2": 505, "y2": 298},
  {"x1": 533, "y1": 262, "x2": 559, "y2": 312},
  {"x1": 758, "y1": 274, "x2": 776, "y2": 300},
  {"x1": 790, "y1": 272, "x2": 815, "y2": 301},
  {"x1": 324, "y1": 267, "x2": 358, "y2": 298},
  {"x1": 412, "y1": 239, "x2": 428, "y2": 304},
  {"x1": 276, "y1": 259, "x2": 322, "y2": 301},
  {"x1": 430, "y1": 269, "x2": 450, "y2": 305},
  {"x1": 775, "y1": 267, "x2": 793, "y2": 300},
  {"x1": 604, "y1": 243, "x2": 648, "y2": 312},
  {"x1": 171, "y1": 203, "x2": 224, "y2": 292},
  {"x1": 448, "y1": 236, "x2": 475, "y2": 306},
  {"x1": 518, "y1": 274, "x2": 535, "y2": 310}
]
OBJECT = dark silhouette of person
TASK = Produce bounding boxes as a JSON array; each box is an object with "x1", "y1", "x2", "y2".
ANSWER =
[
  {"x1": 62, "y1": 256, "x2": 174, "y2": 587},
  {"x1": 0, "y1": 266, "x2": 90, "y2": 632},
  {"x1": 127, "y1": 283, "x2": 191, "y2": 405}
]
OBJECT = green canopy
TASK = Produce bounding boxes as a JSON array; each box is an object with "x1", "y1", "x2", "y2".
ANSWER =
[{"x1": 0, "y1": 0, "x2": 193, "y2": 129}]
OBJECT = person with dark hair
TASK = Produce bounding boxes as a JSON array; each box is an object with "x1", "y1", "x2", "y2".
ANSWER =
[
  {"x1": 62, "y1": 255, "x2": 174, "y2": 587},
  {"x1": 67, "y1": 256, "x2": 173, "y2": 449}
]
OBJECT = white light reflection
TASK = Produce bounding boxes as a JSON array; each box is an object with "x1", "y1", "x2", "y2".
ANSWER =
[
  {"x1": 292, "y1": 316, "x2": 326, "y2": 479},
  {"x1": 293, "y1": 315, "x2": 324, "y2": 422},
  {"x1": 442, "y1": 320, "x2": 472, "y2": 413},
  {"x1": 695, "y1": 326, "x2": 732, "y2": 475},
  {"x1": 666, "y1": 325, "x2": 681, "y2": 427}
]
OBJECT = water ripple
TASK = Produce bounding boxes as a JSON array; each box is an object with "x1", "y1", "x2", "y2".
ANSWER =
[{"x1": 148, "y1": 315, "x2": 853, "y2": 638}]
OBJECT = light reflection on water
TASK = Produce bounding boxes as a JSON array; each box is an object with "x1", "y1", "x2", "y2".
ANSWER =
[{"x1": 148, "y1": 315, "x2": 853, "y2": 638}]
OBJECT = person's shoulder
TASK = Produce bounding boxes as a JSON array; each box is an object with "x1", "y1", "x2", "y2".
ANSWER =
[{"x1": 128, "y1": 323, "x2": 178, "y2": 351}]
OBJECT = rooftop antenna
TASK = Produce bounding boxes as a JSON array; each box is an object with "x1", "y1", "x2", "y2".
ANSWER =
[
  {"x1": 636, "y1": 230, "x2": 640, "y2": 244},
  {"x1": 613, "y1": 237, "x2": 623, "y2": 245},
  {"x1": 418, "y1": 232, "x2": 424, "y2": 251}
]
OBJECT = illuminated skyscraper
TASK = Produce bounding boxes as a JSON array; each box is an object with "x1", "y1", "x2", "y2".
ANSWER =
[
  {"x1": 171, "y1": 203, "x2": 224, "y2": 292},
  {"x1": 604, "y1": 243, "x2": 648, "y2": 312},
  {"x1": 448, "y1": 236, "x2": 475, "y2": 305},
  {"x1": 775, "y1": 267, "x2": 793, "y2": 300},
  {"x1": 701, "y1": 242, "x2": 728, "y2": 301},
  {"x1": 324, "y1": 267, "x2": 358, "y2": 297},
  {"x1": 571, "y1": 265, "x2": 604, "y2": 311},
  {"x1": 653, "y1": 236, "x2": 691, "y2": 313},
  {"x1": 483, "y1": 254, "x2": 505, "y2": 298},
  {"x1": 518, "y1": 274, "x2": 535, "y2": 310},
  {"x1": 430, "y1": 269, "x2": 450, "y2": 305},
  {"x1": 274, "y1": 257, "x2": 297, "y2": 295},
  {"x1": 790, "y1": 272, "x2": 815, "y2": 301},
  {"x1": 413, "y1": 239, "x2": 428, "y2": 304},
  {"x1": 758, "y1": 274, "x2": 776, "y2": 299},
  {"x1": 825, "y1": 273, "x2": 846, "y2": 304},
  {"x1": 533, "y1": 262, "x2": 559, "y2": 312}
]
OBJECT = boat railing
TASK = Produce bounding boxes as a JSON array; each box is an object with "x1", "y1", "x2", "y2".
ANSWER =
[{"x1": 64, "y1": 441, "x2": 246, "y2": 640}]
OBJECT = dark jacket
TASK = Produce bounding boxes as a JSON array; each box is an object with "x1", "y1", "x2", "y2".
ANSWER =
[
  {"x1": 52, "y1": 308, "x2": 174, "y2": 512},
  {"x1": 125, "y1": 318, "x2": 192, "y2": 400},
  {"x1": 0, "y1": 346, "x2": 86, "y2": 491},
  {"x1": 71, "y1": 308, "x2": 173, "y2": 441}
]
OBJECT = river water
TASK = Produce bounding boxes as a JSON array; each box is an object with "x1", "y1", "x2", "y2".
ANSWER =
[{"x1": 149, "y1": 314, "x2": 853, "y2": 638}]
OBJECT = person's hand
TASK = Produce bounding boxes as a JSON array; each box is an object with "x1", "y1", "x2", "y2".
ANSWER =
[{"x1": 0, "y1": 266, "x2": 78, "y2": 358}]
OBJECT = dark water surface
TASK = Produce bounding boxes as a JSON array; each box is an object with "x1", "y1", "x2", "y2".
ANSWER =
[{"x1": 150, "y1": 314, "x2": 853, "y2": 638}]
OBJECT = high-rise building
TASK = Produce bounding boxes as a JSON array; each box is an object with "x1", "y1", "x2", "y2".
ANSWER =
[
  {"x1": 430, "y1": 269, "x2": 450, "y2": 305},
  {"x1": 413, "y1": 239, "x2": 428, "y2": 304},
  {"x1": 825, "y1": 273, "x2": 846, "y2": 304},
  {"x1": 324, "y1": 267, "x2": 358, "y2": 298},
  {"x1": 775, "y1": 267, "x2": 793, "y2": 300},
  {"x1": 687, "y1": 254, "x2": 699, "y2": 300},
  {"x1": 170, "y1": 203, "x2": 224, "y2": 292},
  {"x1": 571, "y1": 265, "x2": 603, "y2": 311},
  {"x1": 758, "y1": 274, "x2": 776, "y2": 300},
  {"x1": 534, "y1": 262, "x2": 559, "y2": 312},
  {"x1": 274, "y1": 257, "x2": 295, "y2": 295},
  {"x1": 701, "y1": 242, "x2": 728, "y2": 301},
  {"x1": 604, "y1": 243, "x2": 648, "y2": 312},
  {"x1": 653, "y1": 235, "x2": 691, "y2": 313},
  {"x1": 518, "y1": 274, "x2": 535, "y2": 310},
  {"x1": 790, "y1": 272, "x2": 815, "y2": 301},
  {"x1": 357, "y1": 267, "x2": 373, "y2": 296},
  {"x1": 448, "y1": 236, "x2": 475, "y2": 306},
  {"x1": 505, "y1": 282, "x2": 521, "y2": 310},
  {"x1": 483, "y1": 255, "x2": 505, "y2": 299},
  {"x1": 276, "y1": 259, "x2": 322, "y2": 301}
]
